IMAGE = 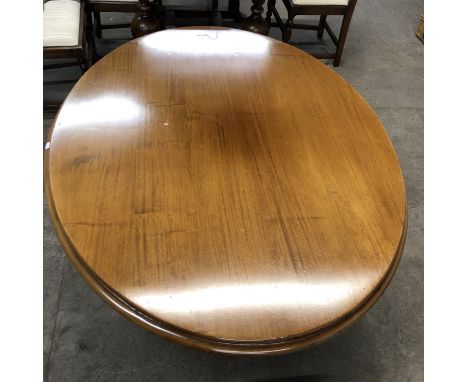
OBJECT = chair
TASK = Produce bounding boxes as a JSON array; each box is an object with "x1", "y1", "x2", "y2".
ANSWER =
[
  {"x1": 266, "y1": 0, "x2": 358, "y2": 66},
  {"x1": 43, "y1": 0, "x2": 93, "y2": 72}
]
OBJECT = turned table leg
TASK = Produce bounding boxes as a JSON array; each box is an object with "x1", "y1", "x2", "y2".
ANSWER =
[
  {"x1": 242, "y1": 0, "x2": 269, "y2": 35},
  {"x1": 131, "y1": 0, "x2": 163, "y2": 38}
]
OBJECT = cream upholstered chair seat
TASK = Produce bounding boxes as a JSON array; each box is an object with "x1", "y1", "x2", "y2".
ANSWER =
[
  {"x1": 43, "y1": 0, "x2": 81, "y2": 47},
  {"x1": 292, "y1": 0, "x2": 348, "y2": 5},
  {"x1": 43, "y1": 0, "x2": 93, "y2": 96}
]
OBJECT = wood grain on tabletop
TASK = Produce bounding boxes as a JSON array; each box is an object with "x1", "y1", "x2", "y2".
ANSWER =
[{"x1": 45, "y1": 28, "x2": 407, "y2": 355}]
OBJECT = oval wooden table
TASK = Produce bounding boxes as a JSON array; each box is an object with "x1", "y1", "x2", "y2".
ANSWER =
[{"x1": 45, "y1": 28, "x2": 407, "y2": 355}]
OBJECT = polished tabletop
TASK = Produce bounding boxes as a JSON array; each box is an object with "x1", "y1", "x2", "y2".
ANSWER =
[{"x1": 45, "y1": 28, "x2": 407, "y2": 355}]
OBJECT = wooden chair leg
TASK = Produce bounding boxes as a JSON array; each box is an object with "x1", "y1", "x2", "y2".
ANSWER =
[
  {"x1": 86, "y1": 9, "x2": 99, "y2": 64},
  {"x1": 154, "y1": 0, "x2": 164, "y2": 31},
  {"x1": 318, "y1": 15, "x2": 326, "y2": 38},
  {"x1": 333, "y1": 2, "x2": 357, "y2": 66},
  {"x1": 282, "y1": 15, "x2": 293, "y2": 43},
  {"x1": 93, "y1": 12, "x2": 102, "y2": 38},
  {"x1": 77, "y1": 57, "x2": 87, "y2": 73},
  {"x1": 266, "y1": 0, "x2": 275, "y2": 25},
  {"x1": 228, "y1": 0, "x2": 242, "y2": 21},
  {"x1": 270, "y1": 3, "x2": 285, "y2": 35}
]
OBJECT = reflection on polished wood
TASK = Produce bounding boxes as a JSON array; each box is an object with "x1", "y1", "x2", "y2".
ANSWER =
[{"x1": 45, "y1": 28, "x2": 407, "y2": 355}]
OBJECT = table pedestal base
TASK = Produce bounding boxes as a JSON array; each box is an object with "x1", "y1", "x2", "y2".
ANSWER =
[
  {"x1": 131, "y1": 0, "x2": 163, "y2": 38},
  {"x1": 131, "y1": 1, "x2": 244, "y2": 38},
  {"x1": 242, "y1": 0, "x2": 269, "y2": 35}
]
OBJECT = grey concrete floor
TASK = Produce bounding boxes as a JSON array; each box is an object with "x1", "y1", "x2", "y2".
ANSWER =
[{"x1": 44, "y1": 0, "x2": 423, "y2": 380}]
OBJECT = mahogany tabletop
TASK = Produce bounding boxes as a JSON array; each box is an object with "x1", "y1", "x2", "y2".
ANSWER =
[{"x1": 45, "y1": 28, "x2": 407, "y2": 355}]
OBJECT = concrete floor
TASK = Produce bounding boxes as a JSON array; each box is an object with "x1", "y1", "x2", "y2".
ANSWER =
[{"x1": 43, "y1": 0, "x2": 423, "y2": 380}]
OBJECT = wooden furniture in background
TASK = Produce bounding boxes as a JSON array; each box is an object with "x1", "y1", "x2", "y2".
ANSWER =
[
  {"x1": 43, "y1": 0, "x2": 92, "y2": 72},
  {"x1": 85, "y1": 0, "x2": 163, "y2": 38},
  {"x1": 128, "y1": 0, "x2": 243, "y2": 37},
  {"x1": 242, "y1": 0, "x2": 269, "y2": 34},
  {"x1": 45, "y1": 28, "x2": 407, "y2": 355},
  {"x1": 130, "y1": 0, "x2": 163, "y2": 37},
  {"x1": 266, "y1": 0, "x2": 357, "y2": 66},
  {"x1": 160, "y1": 0, "x2": 242, "y2": 30}
]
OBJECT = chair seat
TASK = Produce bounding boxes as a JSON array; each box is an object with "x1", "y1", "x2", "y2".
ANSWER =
[
  {"x1": 43, "y1": 0, "x2": 81, "y2": 47},
  {"x1": 292, "y1": 0, "x2": 348, "y2": 5}
]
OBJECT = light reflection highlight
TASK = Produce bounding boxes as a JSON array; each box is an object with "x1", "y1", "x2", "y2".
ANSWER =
[
  {"x1": 141, "y1": 29, "x2": 271, "y2": 55},
  {"x1": 57, "y1": 95, "x2": 143, "y2": 128},
  {"x1": 132, "y1": 281, "x2": 356, "y2": 315}
]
